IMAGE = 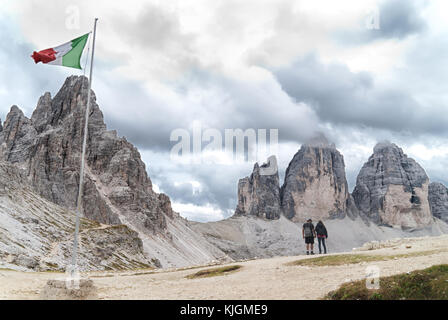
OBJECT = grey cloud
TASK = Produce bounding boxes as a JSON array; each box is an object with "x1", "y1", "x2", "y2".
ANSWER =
[
  {"x1": 94, "y1": 74, "x2": 177, "y2": 152},
  {"x1": 115, "y1": 5, "x2": 186, "y2": 49},
  {"x1": 147, "y1": 156, "x2": 254, "y2": 215},
  {"x1": 273, "y1": 54, "x2": 448, "y2": 135},
  {"x1": 110, "y1": 3, "x2": 199, "y2": 75},
  {"x1": 94, "y1": 66, "x2": 318, "y2": 153},
  {"x1": 376, "y1": 0, "x2": 427, "y2": 39},
  {"x1": 320, "y1": 125, "x2": 448, "y2": 192}
]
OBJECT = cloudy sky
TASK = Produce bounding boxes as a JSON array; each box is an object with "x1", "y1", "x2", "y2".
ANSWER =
[{"x1": 1, "y1": 0, "x2": 447, "y2": 221}]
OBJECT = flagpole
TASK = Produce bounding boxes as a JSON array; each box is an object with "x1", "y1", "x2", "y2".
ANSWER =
[{"x1": 71, "y1": 17, "x2": 98, "y2": 277}]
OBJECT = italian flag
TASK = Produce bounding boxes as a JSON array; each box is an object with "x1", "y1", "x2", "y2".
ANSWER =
[{"x1": 31, "y1": 33, "x2": 90, "y2": 69}]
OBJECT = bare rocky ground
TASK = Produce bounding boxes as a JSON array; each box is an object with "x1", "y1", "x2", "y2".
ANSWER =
[{"x1": 1, "y1": 234, "x2": 447, "y2": 300}]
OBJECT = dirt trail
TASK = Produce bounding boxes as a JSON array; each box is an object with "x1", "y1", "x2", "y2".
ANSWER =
[{"x1": 1, "y1": 235, "x2": 447, "y2": 300}]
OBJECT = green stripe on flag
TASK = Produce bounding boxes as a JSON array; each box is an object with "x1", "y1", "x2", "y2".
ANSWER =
[{"x1": 62, "y1": 33, "x2": 89, "y2": 69}]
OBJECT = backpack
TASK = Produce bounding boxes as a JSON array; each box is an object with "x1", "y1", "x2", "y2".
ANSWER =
[{"x1": 304, "y1": 223, "x2": 313, "y2": 237}]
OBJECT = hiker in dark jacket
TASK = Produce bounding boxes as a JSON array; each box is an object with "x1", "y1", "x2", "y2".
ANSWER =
[
  {"x1": 315, "y1": 220, "x2": 328, "y2": 254},
  {"x1": 302, "y1": 218, "x2": 316, "y2": 255}
]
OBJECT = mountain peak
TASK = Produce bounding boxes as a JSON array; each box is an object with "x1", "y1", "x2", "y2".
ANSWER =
[
  {"x1": 9, "y1": 105, "x2": 23, "y2": 115},
  {"x1": 353, "y1": 142, "x2": 431, "y2": 229},
  {"x1": 281, "y1": 137, "x2": 351, "y2": 221},
  {"x1": 373, "y1": 140, "x2": 402, "y2": 154},
  {"x1": 30, "y1": 75, "x2": 104, "y2": 135},
  {"x1": 235, "y1": 157, "x2": 281, "y2": 219}
]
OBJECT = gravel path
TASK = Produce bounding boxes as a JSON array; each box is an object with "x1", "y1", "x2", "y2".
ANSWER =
[{"x1": 1, "y1": 235, "x2": 447, "y2": 300}]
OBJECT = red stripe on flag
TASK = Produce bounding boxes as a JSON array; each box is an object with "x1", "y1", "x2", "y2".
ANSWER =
[{"x1": 31, "y1": 48, "x2": 57, "y2": 64}]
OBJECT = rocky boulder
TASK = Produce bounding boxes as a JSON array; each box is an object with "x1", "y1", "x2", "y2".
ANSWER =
[
  {"x1": 280, "y1": 135, "x2": 354, "y2": 222},
  {"x1": 428, "y1": 182, "x2": 448, "y2": 223},
  {"x1": 235, "y1": 156, "x2": 281, "y2": 219},
  {"x1": 352, "y1": 141, "x2": 433, "y2": 229}
]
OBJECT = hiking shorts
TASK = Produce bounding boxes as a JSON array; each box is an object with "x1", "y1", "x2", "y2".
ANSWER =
[{"x1": 305, "y1": 236, "x2": 314, "y2": 244}]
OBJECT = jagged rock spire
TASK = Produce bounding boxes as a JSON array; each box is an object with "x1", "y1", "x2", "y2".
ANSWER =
[{"x1": 235, "y1": 156, "x2": 281, "y2": 220}]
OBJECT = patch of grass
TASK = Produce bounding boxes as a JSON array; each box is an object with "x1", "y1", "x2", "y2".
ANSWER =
[
  {"x1": 186, "y1": 265, "x2": 242, "y2": 279},
  {"x1": 90, "y1": 274, "x2": 115, "y2": 278},
  {"x1": 0, "y1": 267, "x2": 14, "y2": 271},
  {"x1": 287, "y1": 250, "x2": 441, "y2": 267},
  {"x1": 126, "y1": 271, "x2": 156, "y2": 277},
  {"x1": 288, "y1": 254, "x2": 383, "y2": 267},
  {"x1": 44, "y1": 262, "x2": 59, "y2": 269},
  {"x1": 326, "y1": 264, "x2": 448, "y2": 300}
]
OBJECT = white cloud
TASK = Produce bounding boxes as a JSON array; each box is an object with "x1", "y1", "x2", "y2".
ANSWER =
[{"x1": 171, "y1": 202, "x2": 228, "y2": 222}]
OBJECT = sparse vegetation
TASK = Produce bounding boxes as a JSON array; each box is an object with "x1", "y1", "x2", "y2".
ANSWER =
[
  {"x1": 326, "y1": 264, "x2": 448, "y2": 300},
  {"x1": 43, "y1": 262, "x2": 60, "y2": 270},
  {"x1": 0, "y1": 267, "x2": 14, "y2": 271},
  {"x1": 287, "y1": 250, "x2": 442, "y2": 267},
  {"x1": 186, "y1": 265, "x2": 242, "y2": 279}
]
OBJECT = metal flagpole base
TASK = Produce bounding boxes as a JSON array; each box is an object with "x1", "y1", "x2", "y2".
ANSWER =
[
  {"x1": 40, "y1": 268, "x2": 97, "y2": 300},
  {"x1": 40, "y1": 279, "x2": 97, "y2": 300}
]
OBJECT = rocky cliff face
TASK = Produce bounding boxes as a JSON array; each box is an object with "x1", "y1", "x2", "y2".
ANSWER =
[
  {"x1": 428, "y1": 182, "x2": 448, "y2": 224},
  {"x1": 352, "y1": 142, "x2": 433, "y2": 229},
  {"x1": 0, "y1": 76, "x2": 229, "y2": 268},
  {"x1": 234, "y1": 157, "x2": 281, "y2": 220},
  {"x1": 280, "y1": 135, "x2": 355, "y2": 222},
  {"x1": 0, "y1": 76, "x2": 166, "y2": 231}
]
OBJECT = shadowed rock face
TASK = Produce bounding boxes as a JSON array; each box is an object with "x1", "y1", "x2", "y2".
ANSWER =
[
  {"x1": 352, "y1": 142, "x2": 432, "y2": 229},
  {"x1": 234, "y1": 157, "x2": 281, "y2": 220},
  {"x1": 428, "y1": 182, "x2": 448, "y2": 223},
  {"x1": 280, "y1": 135, "x2": 354, "y2": 222},
  {"x1": 0, "y1": 76, "x2": 168, "y2": 232}
]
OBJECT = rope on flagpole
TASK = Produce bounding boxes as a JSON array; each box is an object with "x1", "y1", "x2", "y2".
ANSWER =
[{"x1": 82, "y1": 32, "x2": 92, "y2": 76}]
